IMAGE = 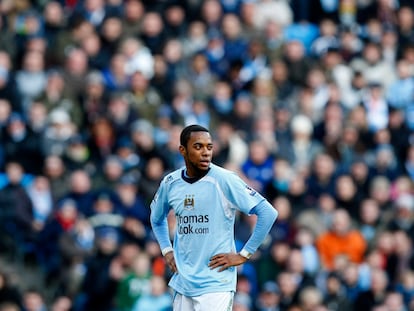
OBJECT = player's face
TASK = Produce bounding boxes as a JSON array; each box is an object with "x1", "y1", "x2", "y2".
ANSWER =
[{"x1": 180, "y1": 131, "x2": 213, "y2": 177}]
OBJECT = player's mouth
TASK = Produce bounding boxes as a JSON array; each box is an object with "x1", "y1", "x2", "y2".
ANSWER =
[{"x1": 200, "y1": 160, "x2": 210, "y2": 168}]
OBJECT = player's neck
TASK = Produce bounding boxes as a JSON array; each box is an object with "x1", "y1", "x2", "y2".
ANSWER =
[{"x1": 182, "y1": 168, "x2": 209, "y2": 183}]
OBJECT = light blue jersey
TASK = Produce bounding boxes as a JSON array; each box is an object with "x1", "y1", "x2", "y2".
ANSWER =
[{"x1": 150, "y1": 163, "x2": 266, "y2": 297}]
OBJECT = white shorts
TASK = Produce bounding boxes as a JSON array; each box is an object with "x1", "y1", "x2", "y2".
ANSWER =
[{"x1": 173, "y1": 291, "x2": 234, "y2": 311}]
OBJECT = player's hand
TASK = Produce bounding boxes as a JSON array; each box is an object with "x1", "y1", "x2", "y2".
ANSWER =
[
  {"x1": 164, "y1": 251, "x2": 178, "y2": 273},
  {"x1": 208, "y1": 253, "x2": 247, "y2": 272}
]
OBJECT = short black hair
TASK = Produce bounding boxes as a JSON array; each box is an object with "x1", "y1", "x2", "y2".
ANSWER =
[{"x1": 180, "y1": 124, "x2": 209, "y2": 147}]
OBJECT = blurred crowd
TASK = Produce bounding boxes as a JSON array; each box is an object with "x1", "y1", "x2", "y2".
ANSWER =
[{"x1": 1, "y1": 0, "x2": 414, "y2": 310}]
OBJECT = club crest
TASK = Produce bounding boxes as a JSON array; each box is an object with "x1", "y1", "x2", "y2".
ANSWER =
[{"x1": 184, "y1": 195, "x2": 195, "y2": 210}]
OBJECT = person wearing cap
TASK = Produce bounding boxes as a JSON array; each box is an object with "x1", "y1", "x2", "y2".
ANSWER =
[
  {"x1": 385, "y1": 193, "x2": 414, "y2": 238},
  {"x1": 256, "y1": 281, "x2": 280, "y2": 311},
  {"x1": 150, "y1": 124, "x2": 278, "y2": 310}
]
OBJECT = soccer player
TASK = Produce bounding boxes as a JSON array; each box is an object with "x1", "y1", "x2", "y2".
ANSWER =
[{"x1": 150, "y1": 124, "x2": 278, "y2": 310}]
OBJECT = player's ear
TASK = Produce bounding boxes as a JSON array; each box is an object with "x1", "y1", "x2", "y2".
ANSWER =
[{"x1": 179, "y1": 145, "x2": 186, "y2": 156}]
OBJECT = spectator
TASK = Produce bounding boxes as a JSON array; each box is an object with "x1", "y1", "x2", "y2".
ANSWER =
[
  {"x1": 277, "y1": 271, "x2": 301, "y2": 310},
  {"x1": 140, "y1": 11, "x2": 167, "y2": 55},
  {"x1": 62, "y1": 48, "x2": 90, "y2": 101},
  {"x1": 131, "y1": 275, "x2": 172, "y2": 311},
  {"x1": 61, "y1": 134, "x2": 92, "y2": 172},
  {"x1": 99, "y1": 15, "x2": 124, "y2": 57},
  {"x1": 0, "y1": 51, "x2": 22, "y2": 113},
  {"x1": 278, "y1": 114, "x2": 323, "y2": 176},
  {"x1": 316, "y1": 208, "x2": 367, "y2": 271},
  {"x1": 241, "y1": 139, "x2": 274, "y2": 192},
  {"x1": 186, "y1": 52, "x2": 217, "y2": 101},
  {"x1": 43, "y1": 155, "x2": 71, "y2": 204},
  {"x1": 181, "y1": 20, "x2": 209, "y2": 59},
  {"x1": 87, "y1": 116, "x2": 117, "y2": 166},
  {"x1": 385, "y1": 193, "x2": 414, "y2": 238},
  {"x1": 87, "y1": 191, "x2": 124, "y2": 238},
  {"x1": 3, "y1": 112, "x2": 45, "y2": 175},
  {"x1": 305, "y1": 152, "x2": 337, "y2": 205},
  {"x1": 37, "y1": 198, "x2": 79, "y2": 283},
  {"x1": 36, "y1": 68, "x2": 82, "y2": 129},
  {"x1": 294, "y1": 226, "x2": 320, "y2": 276},
  {"x1": 22, "y1": 289, "x2": 47, "y2": 311},
  {"x1": 0, "y1": 303, "x2": 20, "y2": 311},
  {"x1": 282, "y1": 40, "x2": 314, "y2": 87},
  {"x1": 353, "y1": 268, "x2": 389, "y2": 311},
  {"x1": 285, "y1": 248, "x2": 317, "y2": 293},
  {"x1": 116, "y1": 252, "x2": 152, "y2": 311},
  {"x1": 251, "y1": 113, "x2": 278, "y2": 155},
  {"x1": 137, "y1": 156, "x2": 166, "y2": 206},
  {"x1": 255, "y1": 280, "x2": 281, "y2": 311},
  {"x1": 26, "y1": 100, "x2": 48, "y2": 136},
  {"x1": 73, "y1": 227, "x2": 119, "y2": 311},
  {"x1": 386, "y1": 59, "x2": 414, "y2": 110},
  {"x1": 116, "y1": 173, "x2": 150, "y2": 245},
  {"x1": 388, "y1": 107, "x2": 410, "y2": 162},
  {"x1": 357, "y1": 198, "x2": 385, "y2": 248},
  {"x1": 323, "y1": 271, "x2": 352, "y2": 311},
  {"x1": 57, "y1": 217, "x2": 95, "y2": 298},
  {"x1": 101, "y1": 53, "x2": 129, "y2": 92},
  {"x1": 121, "y1": 0, "x2": 145, "y2": 38},
  {"x1": 42, "y1": 2, "x2": 65, "y2": 53},
  {"x1": 394, "y1": 270, "x2": 414, "y2": 308},
  {"x1": 0, "y1": 162, "x2": 35, "y2": 258},
  {"x1": 79, "y1": 30, "x2": 110, "y2": 71},
  {"x1": 296, "y1": 192, "x2": 336, "y2": 239},
  {"x1": 128, "y1": 70, "x2": 162, "y2": 124},
  {"x1": 311, "y1": 18, "x2": 340, "y2": 58},
  {"x1": 26, "y1": 175, "x2": 53, "y2": 232},
  {"x1": 341, "y1": 262, "x2": 365, "y2": 304},
  {"x1": 60, "y1": 169, "x2": 95, "y2": 217},
  {"x1": 15, "y1": 50, "x2": 47, "y2": 114},
  {"x1": 0, "y1": 270, "x2": 23, "y2": 309},
  {"x1": 233, "y1": 292, "x2": 252, "y2": 311},
  {"x1": 42, "y1": 108, "x2": 77, "y2": 158},
  {"x1": 268, "y1": 196, "x2": 296, "y2": 243},
  {"x1": 119, "y1": 36, "x2": 154, "y2": 80},
  {"x1": 334, "y1": 174, "x2": 362, "y2": 220},
  {"x1": 227, "y1": 92, "x2": 255, "y2": 140},
  {"x1": 256, "y1": 240, "x2": 290, "y2": 287},
  {"x1": 368, "y1": 175, "x2": 393, "y2": 211},
  {"x1": 106, "y1": 91, "x2": 139, "y2": 141},
  {"x1": 396, "y1": 6, "x2": 414, "y2": 58},
  {"x1": 403, "y1": 144, "x2": 414, "y2": 180},
  {"x1": 264, "y1": 157, "x2": 294, "y2": 202},
  {"x1": 75, "y1": 0, "x2": 108, "y2": 29},
  {"x1": 200, "y1": 0, "x2": 223, "y2": 36},
  {"x1": 50, "y1": 295, "x2": 72, "y2": 311},
  {"x1": 298, "y1": 286, "x2": 325, "y2": 311}
]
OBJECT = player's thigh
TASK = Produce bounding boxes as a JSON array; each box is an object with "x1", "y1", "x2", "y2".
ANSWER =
[
  {"x1": 193, "y1": 292, "x2": 234, "y2": 311},
  {"x1": 173, "y1": 292, "x2": 194, "y2": 311}
]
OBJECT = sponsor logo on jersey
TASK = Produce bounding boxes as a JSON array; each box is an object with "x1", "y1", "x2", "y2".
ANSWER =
[{"x1": 245, "y1": 185, "x2": 256, "y2": 196}]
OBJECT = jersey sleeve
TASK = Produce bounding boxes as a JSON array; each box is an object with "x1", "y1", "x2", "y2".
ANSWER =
[
  {"x1": 150, "y1": 178, "x2": 172, "y2": 252},
  {"x1": 222, "y1": 170, "x2": 266, "y2": 214}
]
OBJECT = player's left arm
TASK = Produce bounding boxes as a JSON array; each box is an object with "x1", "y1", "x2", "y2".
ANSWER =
[{"x1": 209, "y1": 200, "x2": 278, "y2": 271}]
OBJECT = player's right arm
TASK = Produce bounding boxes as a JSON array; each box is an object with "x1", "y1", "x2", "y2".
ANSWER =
[{"x1": 150, "y1": 180, "x2": 177, "y2": 272}]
